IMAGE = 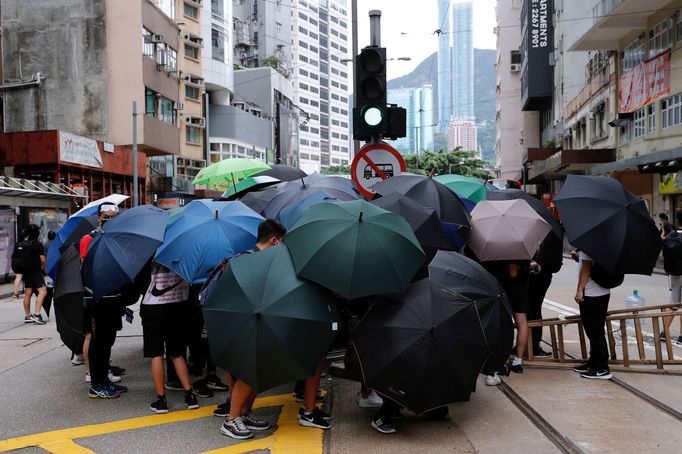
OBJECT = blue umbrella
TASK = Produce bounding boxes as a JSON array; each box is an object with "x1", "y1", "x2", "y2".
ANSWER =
[
  {"x1": 278, "y1": 191, "x2": 337, "y2": 229},
  {"x1": 155, "y1": 200, "x2": 263, "y2": 283},
  {"x1": 82, "y1": 205, "x2": 168, "y2": 299},
  {"x1": 46, "y1": 215, "x2": 99, "y2": 279}
]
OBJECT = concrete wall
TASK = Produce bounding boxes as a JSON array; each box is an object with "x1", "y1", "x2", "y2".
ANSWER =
[
  {"x1": 209, "y1": 105, "x2": 271, "y2": 150},
  {"x1": 1, "y1": 0, "x2": 108, "y2": 139}
]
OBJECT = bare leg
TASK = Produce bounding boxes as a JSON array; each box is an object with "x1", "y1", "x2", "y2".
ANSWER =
[
  {"x1": 241, "y1": 388, "x2": 257, "y2": 415},
  {"x1": 304, "y1": 361, "x2": 324, "y2": 413},
  {"x1": 170, "y1": 355, "x2": 193, "y2": 391},
  {"x1": 22, "y1": 287, "x2": 33, "y2": 317},
  {"x1": 225, "y1": 373, "x2": 235, "y2": 394},
  {"x1": 83, "y1": 332, "x2": 92, "y2": 372},
  {"x1": 514, "y1": 312, "x2": 528, "y2": 359},
  {"x1": 34, "y1": 287, "x2": 47, "y2": 316},
  {"x1": 229, "y1": 380, "x2": 254, "y2": 420},
  {"x1": 151, "y1": 356, "x2": 165, "y2": 396},
  {"x1": 13, "y1": 274, "x2": 22, "y2": 296}
]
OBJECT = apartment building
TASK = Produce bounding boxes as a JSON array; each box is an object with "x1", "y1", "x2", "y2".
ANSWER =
[
  {"x1": 291, "y1": 0, "x2": 351, "y2": 174},
  {"x1": 447, "y1": 119, "x2": 478, "y2": 153}
]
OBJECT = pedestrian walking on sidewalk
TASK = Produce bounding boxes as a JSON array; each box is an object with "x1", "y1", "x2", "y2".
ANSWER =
[
  {"x1": 16, "y1": 224, "x2": 48, "y2": 324},
  {"x1": 573, "y1": 251, "x2": 612, "y2": 380}
]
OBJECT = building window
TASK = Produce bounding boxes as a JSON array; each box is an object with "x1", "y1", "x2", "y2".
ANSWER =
[
  {"x1": 648, "y1": 104, "x2": 656, "y2": 133},
  {"x1": 276, "y1": 22, "x2": 282, "y2": 36},
  {"x1": 633, "y1": 108, "x2": 645, "y2": 138},
  {"x1": 212, "y1": 28, "x2": 225, "y2": 62},
  {"x1": 185, "y1": 85, "x2": 200, "y2": 101},
  {"x1": 167, "y1": 47, "x2": 177, "y2": 73},
  {"x1": 662, "y1": 93, "x2": 682, "y2": 128},
  {"x1": 160, "y1": 98, "x2": 176, "y2": 125},
  {"x1": 211, "y1": 0, "x2": 224, "y2": 19},
  {"x1": 621, "y1": 37, "x2": 644, "y2": 74},
  {"x1": 185, "y1": 44, "x2": 199, "y2": 60},
  {"x1": 186, "y1": 126, "x2": 202, "y2": 144},
  {"x1": 143, "y1": 28, "x2": 154, "y2": 58},
  {"x1": 648, "y1": 17, "x2": 674, "y2": 57},
  {"x1": 145, "y1": 89, "x2": 158, "y2": 116},
  {"x1": 184, "y1": 3, "x2": 199, "y2": 20}
]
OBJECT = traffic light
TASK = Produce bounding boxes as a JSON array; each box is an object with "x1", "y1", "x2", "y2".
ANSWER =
[
  {"x1": 353, "y1": 46, "x2": 387, "y2": 141},
  {"x1": 384, "y1": 105, "x2": 406, "y2": 140}
]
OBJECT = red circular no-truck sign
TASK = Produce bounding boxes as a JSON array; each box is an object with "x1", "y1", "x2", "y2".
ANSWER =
[{"x1": 351, "y1": 142, "x2": 407, "y2": 199}]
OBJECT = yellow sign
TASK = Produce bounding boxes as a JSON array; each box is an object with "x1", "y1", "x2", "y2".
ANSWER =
[{"x1": 658, "y1": 173, "x2": 682, "y2": 194}]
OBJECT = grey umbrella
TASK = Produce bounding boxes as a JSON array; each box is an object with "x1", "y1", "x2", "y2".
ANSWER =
[{"x1": 466, "y1": 199, "x2": 551, "y2": 261}]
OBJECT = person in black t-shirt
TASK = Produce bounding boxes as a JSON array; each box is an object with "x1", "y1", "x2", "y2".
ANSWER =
[{"x1": 22, "y1": 224, "x2": 47, "y2": 325}]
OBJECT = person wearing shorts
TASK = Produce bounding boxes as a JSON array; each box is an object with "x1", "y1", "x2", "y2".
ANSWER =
[
  {"x1": 21, "y1": 224, "x2": 47, "y2": 324},
  {"x1": 141, "y1": 263, "x2": 199, "y2": 414}
]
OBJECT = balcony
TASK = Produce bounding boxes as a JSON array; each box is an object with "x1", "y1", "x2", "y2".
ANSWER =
[
  {"x1": 568, "y1": 0, "x2": 673, "y2": 51},
  {"x1": 142, "y1": 115, "x2": 181, "y2": 156},
  {"x1": 526, "y1": 148, "x2": 616, "y2": 180}
]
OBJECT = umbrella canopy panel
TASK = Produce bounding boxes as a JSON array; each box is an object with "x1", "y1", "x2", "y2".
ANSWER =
[
  {"x1": 253, "y1": 164, "x2": 307, "y2": 181},
  {"x1": 486, "y1": 189, "x2": 562, "y2": 239},
  {"x1": 193, "y1": 158, "x2": 270, "y2": 186},
  {"x1": 433, "y1": 174, "x2": 488, "y2": 203}
]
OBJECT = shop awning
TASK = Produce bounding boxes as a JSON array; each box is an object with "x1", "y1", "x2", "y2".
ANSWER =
[
  {"x1": 590, "y1": 147, "x2": 682, "y2": 175},
  {"x1": 0, "y1": 176, "x2": 80, "y2": 208},
  {"x1": 527, "y1": 148, "x2": 616, "y2": 181}
]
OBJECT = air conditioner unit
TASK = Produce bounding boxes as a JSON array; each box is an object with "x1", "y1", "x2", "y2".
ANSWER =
[
  {"x1": 151, "y1": 34, "x2": 164, "y2": 43},
  {"x1": 183, "y1": 33, "x2": 191, "y2": 41},
  {"x1": 186, "y1": 116, "x2": 206, "y2": 128},
  {"x1": 510, "y1": 63, "x2": 521, "y2": 72},
  {"x1": 183, "y1": 74, "x2": 192, "y2": 82},
  {"x1": 173, "y1": 102, "x2": 185, "y2": 110}
]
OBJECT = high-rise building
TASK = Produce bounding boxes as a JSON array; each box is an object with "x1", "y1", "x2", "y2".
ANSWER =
[
  {"x1": 437, "y1": 0, "x2": 474, "y2": 129},
  {"x1": 447, "y1": 119, "x2": 477, "y2": 152},
  {"x1": 389, "y1": 85, "x2": 435, "y2": 154},
  {"x1": 291, "y1": 0, "x2": 351, "y2": 174}
]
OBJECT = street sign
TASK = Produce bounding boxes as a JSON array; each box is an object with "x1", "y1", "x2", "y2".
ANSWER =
[{"x1": 351, "y1": 142, "x2": 406, "y2": 198}]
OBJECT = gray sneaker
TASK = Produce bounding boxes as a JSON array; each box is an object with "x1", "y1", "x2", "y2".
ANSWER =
[
  {"x1": 221, "y1": 417, "x2": 253, "y2": 440},
  {"x1": 242, "y1": 410, "x2": 270, "y2": 431}
]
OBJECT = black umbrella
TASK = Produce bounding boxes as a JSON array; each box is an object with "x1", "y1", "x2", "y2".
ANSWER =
[
  {"x1": 370, "y1": 174, "x2": 471, "y2": 228},
  {"x1": 240, "y1": 186, "x2": 281, "y2": 215},
  {"x1": 428, "y1": 250, "x2": 514, "y2": 374},
  {"x1": 254, "y1": 164, "x2": 307, "y2": 181},
  {"x1": 346, "y1": 278, "x2": 490, "y2": 414},
  {"x1": 263, "y1": 175, "x2": 360, "y2": 219},
  {"x1": 54, "y1": 244, "x2": 85, "y2": 354},
  {"x1": 486, "y1": 189, "x2": 562, "y2": 239},
  {"x1": 553, "y1": 175, "x2": 662, "y2": 275},
  {"x1": 371, "y1": 192, "x2": 453, "y2": 250},
  {"x1": 203, "y1": 244, "x2": 341, "y2": 392}
]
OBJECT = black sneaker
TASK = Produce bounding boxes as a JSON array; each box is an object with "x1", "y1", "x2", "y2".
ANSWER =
[
  {"x1": 205, "y1": 374, "x2": 229, "y2": 391},
  {"x1": 242, "y1": 410, "x2": 271, "y2": 431},
  {"x1": 677, "y1": 336, "x2": 682, "y2": 343},
  {"x1": 31, "y1": 314, "x2": 46, "y2": 325},
  {"x1": 370, "y1": 416, "x2": 396, "y2": 434},
  {"x1": 221, "y1": 417, "x2": 254, "y2": 440},
  {"x1": 184, "y1": 392, "x2": 199, "y2": 409},
  {"x1": 165, "y1": 380, "x2": 183, "y2": 391},
  {"x1": 213, "y1": 399, "x2": 231, "y2": 417},
  {"x1": 533, "y1": 348, "x2": 552, "y2": 358},
  {"x1": 660, "y1": 331, "x2": 667, "y2": 342},
  {"x1": 573, "y1": 363, "x2": 589, "y2": 373},
  {"x1": 23, "y1": 316, "x2": 34, "y2": 323},
  {"x1": 109, "y1": 365, "x2": 126, "y2": 376},
  {"x1": 298, "y1": 407, "x2": 332, "y2": 421},
  {"x1": 193, "y1": 379, "x2": 214, "y2": 398},
  {"x1": 299, "y1": 410, "x2": 331, "y2": 429},
  {"x1": 150, "y1": 397, "x2": 169, "y2": 414},
  {"x1": 509, "y1": 363, "x2": 523, "y2": 374},
  {"x1": 580, "y1": 368, "x2": 612, "y2": 380}
]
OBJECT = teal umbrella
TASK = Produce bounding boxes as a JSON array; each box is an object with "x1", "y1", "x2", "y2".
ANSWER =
[
  {"x1": 433, "y1": 174, "x2": 488, "y2": 203},
  {"x1": 285, "y1": 200, "x2": 426, "y2": 299},
  {"x1": 202, "y1": 244, "x2": 341, "y2": 392}
]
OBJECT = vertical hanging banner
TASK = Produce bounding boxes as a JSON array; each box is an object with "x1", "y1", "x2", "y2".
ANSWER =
[{"x1": 619, "y1": 50, "x2": 671, "y2": 113}]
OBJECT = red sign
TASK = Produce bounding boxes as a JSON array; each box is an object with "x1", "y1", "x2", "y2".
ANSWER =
[
  {"x1": 351, "y1": 143, "x2": 406, "y2": 199},
  {"x1": 619, "y1": 50, "x2": 671, "y2": 113}
]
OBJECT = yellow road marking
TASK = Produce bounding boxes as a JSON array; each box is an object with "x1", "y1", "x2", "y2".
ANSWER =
[{"x1": 0, "y1": 393, "x2": 322, "y2": 454}]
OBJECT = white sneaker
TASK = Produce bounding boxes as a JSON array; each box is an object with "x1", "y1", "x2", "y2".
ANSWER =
[
  {"x1": 485, "y1": 373, "x2": 501, "y2": 386},
  {"x1": 357, "y1": 390, "x2": 383, "y2": 408},
  {"x1": 108, "y1": 372, "x2": 121, "y2": 383},
  {"x1": 71, "y1": 355, "x2": 85, "y2": 366},
  {"x1": 85, "y1": 372, "x2": 91, "y2": 383}
]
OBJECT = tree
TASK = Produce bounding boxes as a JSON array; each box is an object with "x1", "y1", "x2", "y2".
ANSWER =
[
  {"x1": 403, "y1": 149, "x2": 493, "y2": 180},
  {"x1": 260, "y1": 55, "x2": 281, "y2": 69},
  {"x1": 321, "y1": 165, "x2": 350, "y2": 176}
]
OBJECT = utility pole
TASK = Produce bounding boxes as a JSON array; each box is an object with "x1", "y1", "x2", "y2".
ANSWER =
[{"x1": 132, "y1": 101, "x2": 139, "y2": 207}]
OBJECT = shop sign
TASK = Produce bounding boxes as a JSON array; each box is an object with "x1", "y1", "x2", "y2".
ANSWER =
[
  {"x1": 659, "y1": 172, "x2": 682, "y2": 194},
  {"x1": 619, "y1": 50, "x2": 671, "y2": 113},
  {"x1": 59, "y1": 131, "x2": 103, "y2": 168}
]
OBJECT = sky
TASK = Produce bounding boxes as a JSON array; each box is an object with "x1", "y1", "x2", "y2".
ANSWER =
[{"x1": 355, "y1": 0, "x2": 497, "y2": 80}]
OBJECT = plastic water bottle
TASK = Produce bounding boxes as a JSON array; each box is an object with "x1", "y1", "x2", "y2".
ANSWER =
[{"x1": 625, "y1": 289, "x2": 646, "y2": 327}]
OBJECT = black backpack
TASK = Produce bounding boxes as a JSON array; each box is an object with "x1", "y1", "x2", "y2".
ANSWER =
[
  {"x1": 590, "y1": 262, "x2": 624, "y2": 289},
  {"x1": 11, "y1": 240, "x2": 34, "y2": 274},
  {"x1": 536, "y1": 233, "x2": 563, "y2": 274},
  {"x1": 663, "y1": 232, "x2": 682, "y2": 276}
]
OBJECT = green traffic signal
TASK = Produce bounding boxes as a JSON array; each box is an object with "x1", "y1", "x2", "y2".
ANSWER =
[{"x1": 361, "y1": 105, "x2": 384, "y2": 128}]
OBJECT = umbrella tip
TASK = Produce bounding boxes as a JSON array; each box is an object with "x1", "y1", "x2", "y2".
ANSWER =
[
  {"x1": 215, "y1": 209, "x2": 219, "y2": 220},
  {"x1": 359, "y1": 211, "x2": 363, "y2": 222},
  {"x1": 301, "y1": 177, "x2": 306, "y2": 188}
]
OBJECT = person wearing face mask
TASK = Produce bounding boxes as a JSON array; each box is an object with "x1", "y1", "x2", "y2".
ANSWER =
[{"x1": 79, "y1": 202, "x2": 127, "y2": 399}]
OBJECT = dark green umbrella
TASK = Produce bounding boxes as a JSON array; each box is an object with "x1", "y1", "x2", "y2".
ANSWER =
[
  {"x1": 202, "y1": 244, "x2": 341, "y2": 392},
  {"x1": 285, "y1": 200, "x2": 426, "y2": 299}
]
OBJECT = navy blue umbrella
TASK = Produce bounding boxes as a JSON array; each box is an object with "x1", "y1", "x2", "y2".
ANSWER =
[
  {"x1": 155, "y1": 199, "x2": 263, "y2": 283},
  {"x1": 263, "y1": 175, "x2": 360, "y2": 219},
  {"x1": 82, "y1": 205, "x2": 168, "y2": 298}
]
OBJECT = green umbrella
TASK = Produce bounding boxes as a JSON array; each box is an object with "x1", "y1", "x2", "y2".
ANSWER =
[
  {"x1": 433, "y1": 174, "x2": 488, "y2": 202},
  {"x1": 220, "y1": 175, "x2": 281, "y2": 199},
  {"x1": 285, "y1": 200, "x2": 426, "y2": 299},
  {"x1": 202, "y1": 244, "x2": 341, "y2": 392},
  {"x1": 192, "y1": 158, "x2": 270, "y2": 186}
]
